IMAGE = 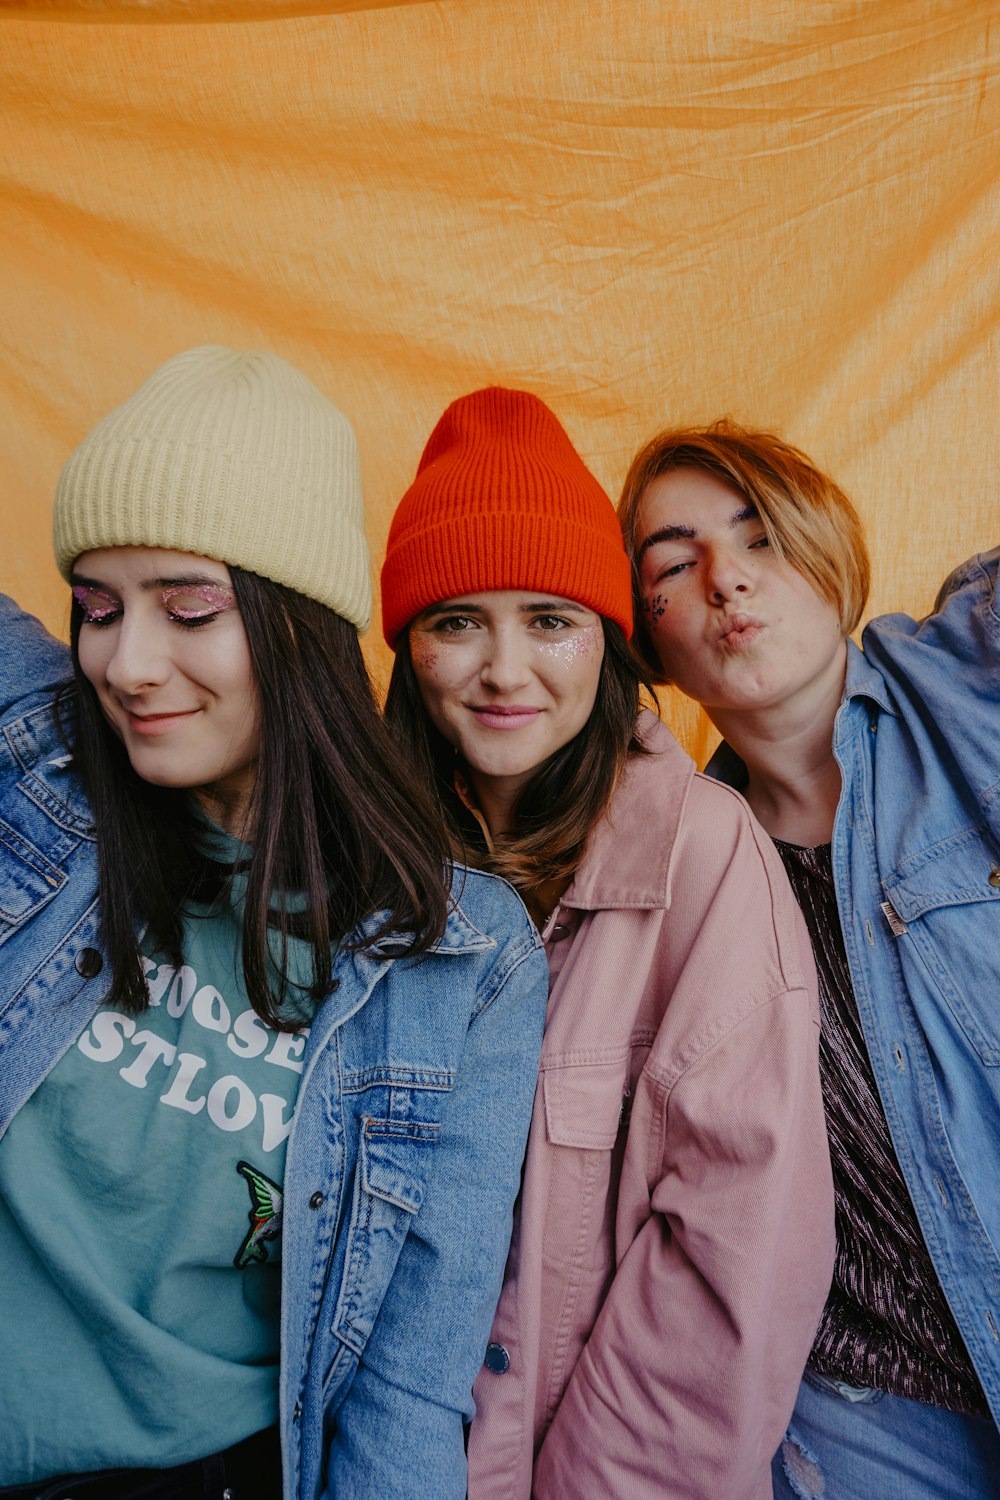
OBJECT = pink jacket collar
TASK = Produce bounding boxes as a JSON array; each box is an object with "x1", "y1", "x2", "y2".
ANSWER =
[{"x1": 561, "y1": 711, "x2": 695, "y2": 913}]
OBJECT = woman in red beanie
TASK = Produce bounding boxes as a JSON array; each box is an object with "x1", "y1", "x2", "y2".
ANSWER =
[{"x1": 382, "y1": 387, "x2": 835, "y2": 1500}]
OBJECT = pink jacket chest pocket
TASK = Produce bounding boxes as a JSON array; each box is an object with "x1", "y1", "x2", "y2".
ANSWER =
[{"x1": 540, "y1": 1052, "x2": 632, "y2": 1274}]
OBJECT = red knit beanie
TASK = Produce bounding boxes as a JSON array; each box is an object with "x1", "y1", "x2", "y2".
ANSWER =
[{"x1": 381, "y1": 387, "x2": 634, "y2": 646}]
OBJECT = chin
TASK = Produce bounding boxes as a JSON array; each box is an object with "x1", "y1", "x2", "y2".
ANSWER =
[{"x1": 124, "y1": 757, "x2": 202, "y2": 791}]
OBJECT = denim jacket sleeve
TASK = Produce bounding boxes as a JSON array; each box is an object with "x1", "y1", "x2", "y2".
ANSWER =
[
  {"x1": 861, "y1": 545, "x2": 1000, "y2": 847},
  {"x1": 841, "y1": 546, "x2": 1000, "y2": 1417},
  {"x1": 0, "y1": 594, "x2": 73, "y2": 719},
  {"x1": 321, "y1": 924, "x2": 548, "y2": 1500}
]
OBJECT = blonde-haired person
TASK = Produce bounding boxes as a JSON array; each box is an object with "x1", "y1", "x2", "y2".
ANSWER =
[
  {"x1": 381, "y1": 387, "x2": 834, "y2": 1500},
  {"x1": 0, "y1": 348, "x2": 548, "y2": 1500},
  {"x1": 620, "y1": 418, "x2": 1000, "y2": 1498}
]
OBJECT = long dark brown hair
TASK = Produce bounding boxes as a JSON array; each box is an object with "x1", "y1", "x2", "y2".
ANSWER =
[
  {"x1": 385, "y1": 619, "x2": 653, "y2": 911},
  {"x1": 66, "y1": 568, "x2": 452, "y2": 1029}
]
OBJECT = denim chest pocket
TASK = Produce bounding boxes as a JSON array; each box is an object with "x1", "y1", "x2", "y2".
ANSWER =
[
  {"x1": 882, "y1": 825, "x2": 1000, "y2": 1064},
  {"x1": 0, "y1": 815, "x2": 67, "y2": 940},
  {"x1": 329, "y1": 1113, "x2": 441, "y2": 1368}
]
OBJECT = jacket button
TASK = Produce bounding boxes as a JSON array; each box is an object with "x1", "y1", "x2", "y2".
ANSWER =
[
  {"x1": 75, "y1": 947, "x2": 103, "y2": 978},
  {"x1": 548, "y1": 924, "x2": 572, "y2": 942},
  {"x1": 484, "y1": 1342, "x2": 510, "y2": 1374},
  {"x1": 989, "y1": 868, "x2": 1000, "y2": 889},
  {"x1": 308, "y1": 1191, "x2": 324, "y2": 1209}
]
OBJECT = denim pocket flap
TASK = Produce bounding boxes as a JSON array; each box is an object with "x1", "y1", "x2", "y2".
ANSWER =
[
  {"x1": 543, "y1": 1053, "x2": 629, "y2": 1150},
  {"x1": 882, "y1": 824, "x2": 1000, "y2": 921},
  {"x1": 361, "y1": 1119, "x2": 440, "y2": 1212},
  {"x1": 0, "y1": 816, "x2": 66, "y2": 927}
]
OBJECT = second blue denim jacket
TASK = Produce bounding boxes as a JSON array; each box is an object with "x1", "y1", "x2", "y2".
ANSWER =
[
  {"x1": 0, "y1": 593, "x2": 548, "y2": 1499},
  {"x1": 708, "y1": 547, "x2": 1000, "y2": 1424}
]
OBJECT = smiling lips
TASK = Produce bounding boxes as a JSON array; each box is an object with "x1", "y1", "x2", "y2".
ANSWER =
[
  {"x1": 719, "y1": 612, "x2": 765, "y2": 651},
  {"x1": 124, "y1": 707, "x2": 201, "y2": 735},
  {"x1": 470, "y1": 705, "x2": 542, "y2": 730}
]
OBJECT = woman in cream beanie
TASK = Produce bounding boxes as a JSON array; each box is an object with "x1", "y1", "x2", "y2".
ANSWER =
[{"x1": 0, "y1": 348, "x2": 546, "y2": 1499}]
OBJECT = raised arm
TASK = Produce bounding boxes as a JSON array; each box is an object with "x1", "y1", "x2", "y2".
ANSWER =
[
  {"x1": 0, "y1": 594, "x2": 73, "y2": 719},
  {"x1": 862, "y1": 545, "x2": 1000, "y2": 847}
]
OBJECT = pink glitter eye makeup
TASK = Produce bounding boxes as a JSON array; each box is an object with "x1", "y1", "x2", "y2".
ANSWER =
[
  {"x1": 160, "y1": 582, "x2": 236, "y2": 621},
  {"x1": 71, "y1": 586, "x2": 121, "y2": 624},
  {"x1": 71, "y1": 580, "x2": 237, "y2": 627}
]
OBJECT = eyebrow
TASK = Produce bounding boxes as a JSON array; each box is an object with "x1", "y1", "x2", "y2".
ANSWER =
[
  {"x1": 70, "y1": 572, "x2": 230, "y2": 592},
  {"x1": 635, "y1": 504, "x2": 759, "y2": 563},
  {"x1": 420, "y1": 596, "x2": 590, "y2": 620},
  {"x1": 417, "y1": 601, "x2": 485, "y2": 621},
  {"x1": 634, "y1": 524, "x2": 696, "y2": 563},
  {"x1": 515, "y1": 598, "x2": 591, "y2": 614}
]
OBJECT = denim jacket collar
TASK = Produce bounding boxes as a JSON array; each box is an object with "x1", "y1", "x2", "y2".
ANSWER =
[
  {"x1": 840, "y1": 638, "x2": 897, "y2": 724},
  {"x1": 561, "y1": 712, "x2": 695, "y2": 913},
  {"x1": 361, "y1": 893, "x2": 497, "y2": 958}
]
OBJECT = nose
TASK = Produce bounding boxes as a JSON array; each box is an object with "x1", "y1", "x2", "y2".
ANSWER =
[
  {"x1": 479, "y1": 628, "x2": 533, "y2": 694},
  {"x1": 104, "y1": 614, "x2": 171, "y2": 696},
  {"x1": 705, "y1": 545, "x2": 754, "y2": 604}
]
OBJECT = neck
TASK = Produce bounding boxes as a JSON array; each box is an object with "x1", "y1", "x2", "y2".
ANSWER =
[
  {"x1": 194, "y1": 782, "x2": 255, "y2": 840},
  {"x1": 710, "y1": 644, "x2": 847, "y2": 846},
  {"x1": 461, "y1": 767, "x2": 571, "y2": 930},
  {"x1": 465, "y1": 770, "x2": 524, "y2": 842}
]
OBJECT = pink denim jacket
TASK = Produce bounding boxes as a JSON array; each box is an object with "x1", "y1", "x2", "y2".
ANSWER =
[{"x1": 467, "y1": 714, "x2": 834, "y2": 1500}]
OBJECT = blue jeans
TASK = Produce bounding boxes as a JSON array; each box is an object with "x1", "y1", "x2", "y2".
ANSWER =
[{"x1": 772, "y1": 1371, "x2": 1000, "y2": 1500}]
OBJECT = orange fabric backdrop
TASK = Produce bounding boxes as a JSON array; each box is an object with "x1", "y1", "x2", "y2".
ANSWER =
[{"x1": 2, "y1": 0, "x2": 998, "y2": 764}]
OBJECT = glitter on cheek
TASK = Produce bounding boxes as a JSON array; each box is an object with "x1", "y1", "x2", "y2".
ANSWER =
[
  {"x1": 643, "y1": 593, "x2": 668, "y2": 622},
  {"x1": 534, "y1": 623, "x2": 604, "y2": 666},
  {"x1": 408, "y1": 633, "x2": 444, "y2": 676}
]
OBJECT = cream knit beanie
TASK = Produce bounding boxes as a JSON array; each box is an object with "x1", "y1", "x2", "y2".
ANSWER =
[{"x1": 53, "y1": 345, "x2": 372, "y2": 631}]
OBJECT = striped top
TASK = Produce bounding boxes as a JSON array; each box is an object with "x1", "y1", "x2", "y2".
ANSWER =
[{"x1": 773, "y1": 838, "x2": 987, "y2": 1415}]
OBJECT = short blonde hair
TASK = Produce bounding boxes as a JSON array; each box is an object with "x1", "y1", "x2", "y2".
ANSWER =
[{"x1": 618, "y1": 419, "x2": 870, "y2": 673}]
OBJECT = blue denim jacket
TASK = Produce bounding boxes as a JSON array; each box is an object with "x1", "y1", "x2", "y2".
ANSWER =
[
  {"x1": 707, "y1": 547, "x2": 1000, "y2": 1423},
  {"x1": 0, "y1": 593, "x2": 548, "y2": 1499}
]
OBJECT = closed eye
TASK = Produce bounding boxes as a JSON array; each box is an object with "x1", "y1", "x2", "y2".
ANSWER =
[
  {"x1": 78, "y1": 608, "x2": 122, "y2": 628},
  {"x1": 162, "y1": 584, "x2": 236, "y2": 627},
  {"x1": 166, "y1": 610, "x2": 226, "y2": 630},
  {"x1": 72, "y1": 586, "x2": 122, "y2": 627}
]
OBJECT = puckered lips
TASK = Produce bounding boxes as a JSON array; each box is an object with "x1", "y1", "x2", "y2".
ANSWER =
[{"x1": 718, "y1": 612, "x2": 765, "y2": 651}]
